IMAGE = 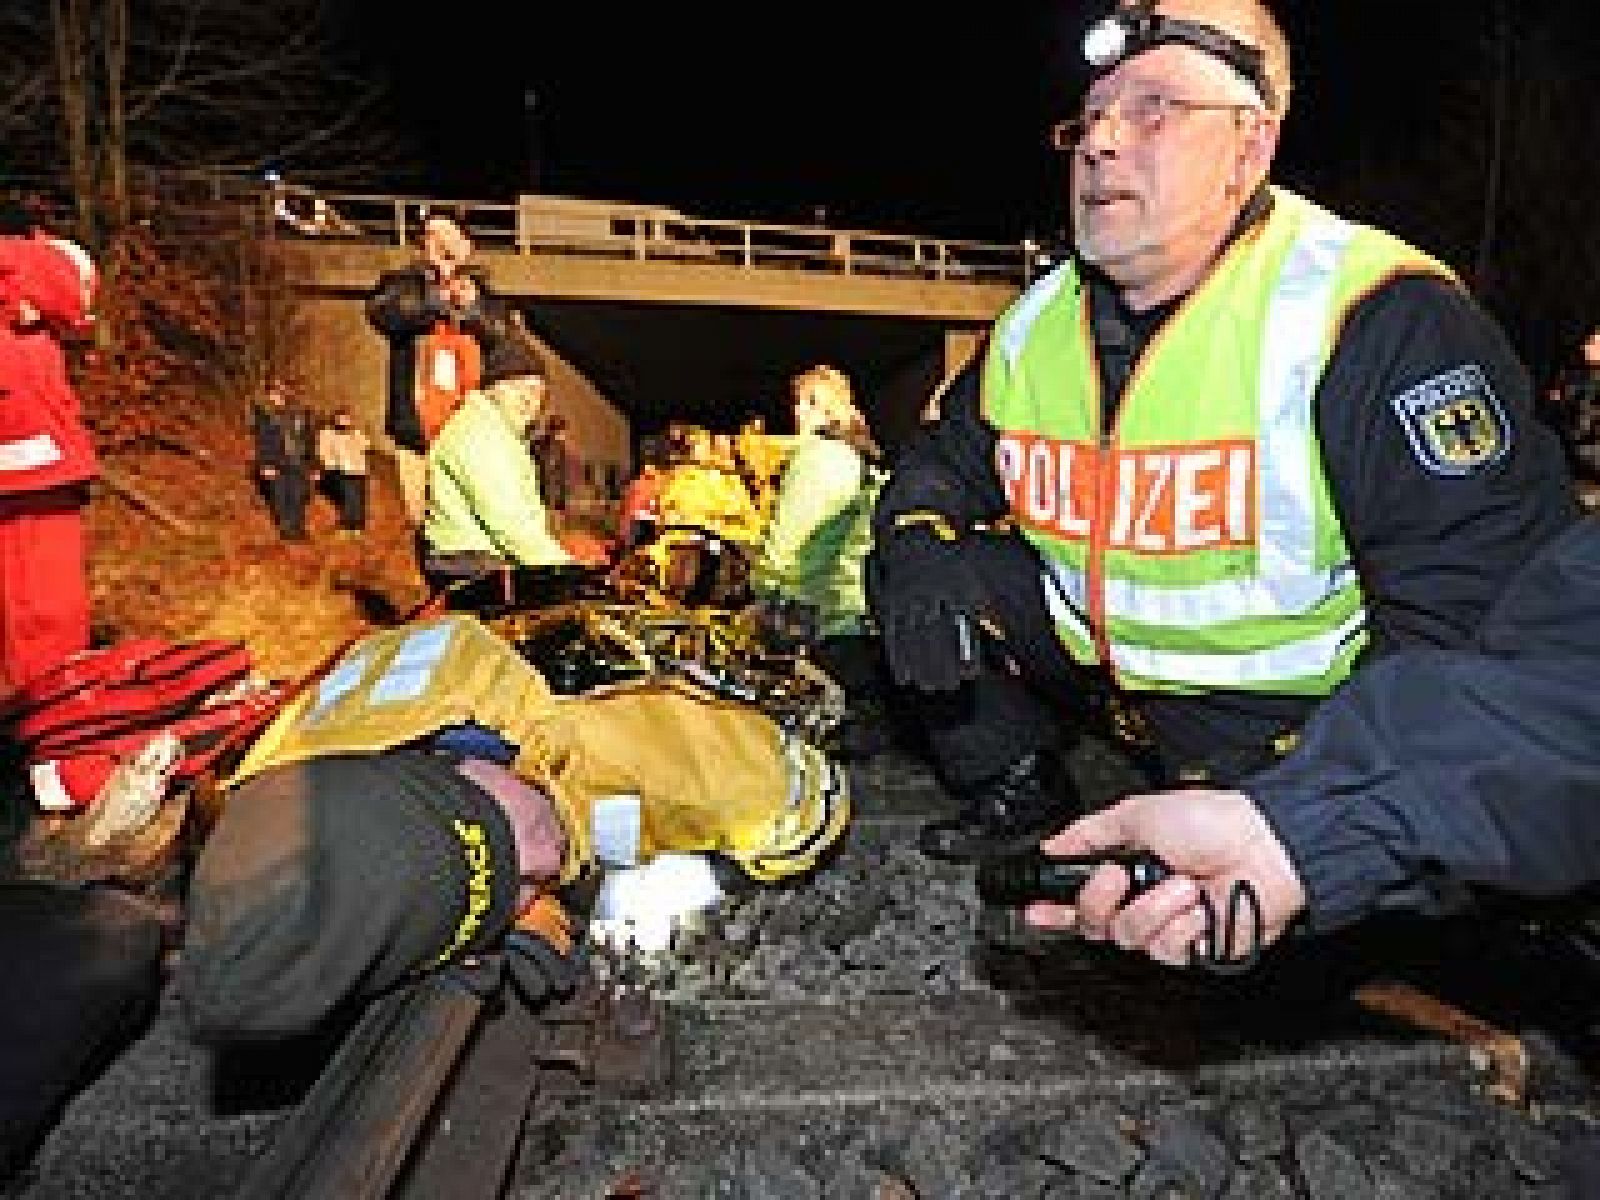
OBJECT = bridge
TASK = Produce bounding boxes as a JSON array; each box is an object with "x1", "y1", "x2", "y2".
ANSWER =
[{"x1": 257, "y1": 180, "x2": 1034, "y2": 504}]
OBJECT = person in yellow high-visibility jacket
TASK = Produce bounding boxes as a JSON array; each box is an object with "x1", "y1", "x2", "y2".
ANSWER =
[
  {"x1": 867, "y1": 0, "x2": 1580, "y2": 864},
  {"x1": 655, "y1": 426, "x2": 766, "y2": 547},
  {"x1": 420, "y1": 332, "x2": 578, "y2": 591},
  {"x1": 752, "y1": 364, "x2": 892, "y2": 758}
]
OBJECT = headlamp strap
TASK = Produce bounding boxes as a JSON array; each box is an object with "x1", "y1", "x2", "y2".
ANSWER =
[{"x1": 1085, "y1": 5, "x2": 1276, "y2": 111}]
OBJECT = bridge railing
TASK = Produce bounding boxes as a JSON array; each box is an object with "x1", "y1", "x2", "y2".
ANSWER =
[{"x1": 250, "y1": 177, "x2": 1032, "y2": 286}]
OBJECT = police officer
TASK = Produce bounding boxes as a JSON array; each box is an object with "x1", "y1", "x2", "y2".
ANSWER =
[
  {"x1": 868, "y1": 0, "x2": 1581, "y2": 863},
  {"x1": 1025, "y1": 513, "x2": 1600, "y2": 965},
  {"x1": 1029, "y1": 516, "x2": 1600, "y2": 1194}
]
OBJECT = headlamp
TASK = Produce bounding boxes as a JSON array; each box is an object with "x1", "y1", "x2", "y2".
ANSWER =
[
  {"x1": 1082, "y1": 2, "x2": 1276, "y2": 111},
  {"x1": 1082, "y1": 14, "x2": 1131, "y2": 67}
]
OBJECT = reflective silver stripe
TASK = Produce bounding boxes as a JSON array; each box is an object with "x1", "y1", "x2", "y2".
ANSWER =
[
  {"x1": 1111, "y1": 609, "x2": 1366, "y2": 687},
  {"x1": 1256, "y1": 202, "x2": 1354, "y2": 577},
  {"x1": 754, "y1": 744, "x2": 845, "y2": 871},
  {"x1": 1104, "y1": 563, "x2": 1361, "y2": 625},
  {"x1": 998, "y1": 265, "x2": 1071, "y2": 370},
  {"x1": 307, "y1": 650, "x2": 371, "y2": 723},
  {"x1": 782, "y1": 729, "x2": 805, "y2": 812},
  {"x1": 590, "y1": 793, "x2": 643, "y2": 867},
  {"x1": 1040, "y1": 562, "x2": 1095, "y2": 644},
  {"x1": 370, "y1": 621, "x2": 455, "y2": 704},
  {"x1": 0, "y1": 433, "x2": 63, "y2": 473},
  {"x1": 1046, "y1": 556, "x2": 1359, "y2": 627}
]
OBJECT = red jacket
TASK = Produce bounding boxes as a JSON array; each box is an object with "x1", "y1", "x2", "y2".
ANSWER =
[
  {"x1": 0, "y1": 235, "x2": 98, "y2": 495},
  {"x1": 620, "y1": 468, "x2": 663, "y2": 524}
]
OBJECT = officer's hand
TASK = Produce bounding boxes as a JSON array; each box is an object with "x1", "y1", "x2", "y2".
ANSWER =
[
  {"x1": 1024, "y1": 789, "x2": 1307, "y2": 967},
  {"x1": 869, "y1": 524, "x2": 991, "y2": 693}
]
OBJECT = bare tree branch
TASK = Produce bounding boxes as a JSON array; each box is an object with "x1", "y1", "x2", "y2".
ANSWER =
[{"x1": 1, "y1": 0, "x2": 415, "y2": 220}]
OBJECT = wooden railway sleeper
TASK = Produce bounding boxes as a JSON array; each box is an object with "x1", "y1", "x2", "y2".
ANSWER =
[{"x1": 1354, "y1": 979, "x2": 1530, "y2": 1107}]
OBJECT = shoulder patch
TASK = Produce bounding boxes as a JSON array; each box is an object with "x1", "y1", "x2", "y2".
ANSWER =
[{"x1": 1391, "y1": 363, "x2": 1510, "y2": 477}]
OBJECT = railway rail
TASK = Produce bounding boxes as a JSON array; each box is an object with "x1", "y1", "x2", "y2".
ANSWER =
[
  {"x1": 10, "y1": 550, "x2": 1600, "y2": 1199},
  {"x1": 15, "y1": 740, "x2": 1600, "y2": 1199}
]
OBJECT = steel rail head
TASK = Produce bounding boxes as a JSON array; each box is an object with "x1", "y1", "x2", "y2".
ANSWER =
[{"x1": 235, "y1": 973, "x2": 490, "y2": 1200}]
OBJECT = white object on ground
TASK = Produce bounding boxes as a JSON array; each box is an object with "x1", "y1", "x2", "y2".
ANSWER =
[
  {"x1": 589, "y1": 852, "x2": 726, "y2": 956},
  {"x1": 84, "y1": 732, "x2": 182, "y2": 847}
]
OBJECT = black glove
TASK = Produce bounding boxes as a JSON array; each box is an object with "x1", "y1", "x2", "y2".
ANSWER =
[
  {"x1": 870, "y1": 518, "x2": 992, "y2": 693},
  {"x1": 503, "y1": 929, "x2": 582, "y2": 1009}
]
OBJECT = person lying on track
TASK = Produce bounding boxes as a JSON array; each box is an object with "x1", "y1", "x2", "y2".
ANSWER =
[{"x1": 178, "y1": 610, "x2": 848, "y2": 1041}]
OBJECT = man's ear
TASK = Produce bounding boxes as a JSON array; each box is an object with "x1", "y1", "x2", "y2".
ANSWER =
[{"x1": 1234, "y1": 112, "x2": 1280, "y2": 193}]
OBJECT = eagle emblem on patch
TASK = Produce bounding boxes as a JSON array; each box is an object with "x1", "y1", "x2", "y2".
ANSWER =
[{"x1": 1391, "y1": 363, "x2": 1509, "y2": 477}]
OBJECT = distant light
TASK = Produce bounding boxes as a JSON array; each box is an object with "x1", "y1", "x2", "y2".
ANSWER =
[{"x1": 263, "y1": 169, "x2": 281, "y2": 184}]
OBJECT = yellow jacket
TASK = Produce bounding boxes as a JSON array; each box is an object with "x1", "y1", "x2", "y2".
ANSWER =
[
  {"x1": 229, "y1": 614, "x2": 849, "y2": 884},
  {"x1": 656, "y1": 464, "x2": 765, "y2": 545}
]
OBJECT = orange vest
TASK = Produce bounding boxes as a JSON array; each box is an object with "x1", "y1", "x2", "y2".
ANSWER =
[{"x1": 414, "y1": 322, "x2": 481, "y2": 445}]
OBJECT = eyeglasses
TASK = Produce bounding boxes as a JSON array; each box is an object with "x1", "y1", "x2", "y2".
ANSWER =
[{"x1": 1050, "y1": 92, "x2": 1262, "y2": 151}]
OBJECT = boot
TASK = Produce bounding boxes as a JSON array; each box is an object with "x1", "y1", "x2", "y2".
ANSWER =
[{"x1": 919, "y1": 750, "x2": 1080, "y2": 863}]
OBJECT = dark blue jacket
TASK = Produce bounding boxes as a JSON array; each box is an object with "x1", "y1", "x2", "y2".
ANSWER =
[
  {"x1": 1248, "y1": 517, "x2": 1600, "y2": 933},
  {"x1": 251, "y1": 402, "x2": 314, "y2": 473},
  {"x1": 364, "y1": 263, "x2": 508, "y2": 454}
]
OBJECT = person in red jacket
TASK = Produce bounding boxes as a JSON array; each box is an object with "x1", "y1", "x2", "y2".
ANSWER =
[
  {"x1": 0, "y1": 230, "x2": 99, "y2": 695},
  {"x1": 618, "y1": 434, "x2": 668, "y2": 550}
]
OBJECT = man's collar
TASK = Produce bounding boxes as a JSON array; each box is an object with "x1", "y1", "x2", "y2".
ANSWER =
[{"x1": 1233, "y1": 183, "x2": 1274, "y2": 241}]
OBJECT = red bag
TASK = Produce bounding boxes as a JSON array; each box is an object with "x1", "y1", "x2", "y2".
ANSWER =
[
  {"x1": 27, "y1": 685, "x2": 287, "y2": 813},
  {"x1": 8, "y1": 639, "x2": 256, "y2": 758},
  {"x1": 4, "y1": 637, "x2": 276, "y2": 815}
]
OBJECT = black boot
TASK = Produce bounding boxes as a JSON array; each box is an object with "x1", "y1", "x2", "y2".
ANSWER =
[{"x1": 919, "y1": 750, "x2": 1080, "y2": 863}]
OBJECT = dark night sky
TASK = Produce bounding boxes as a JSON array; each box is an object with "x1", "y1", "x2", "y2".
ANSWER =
[
  {"x1": 325, "y1": 0, "x2": 1597, "y2": 382},
  {"x1": 332, "y1": 1, "x2": 1587, "y2": 247}
]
